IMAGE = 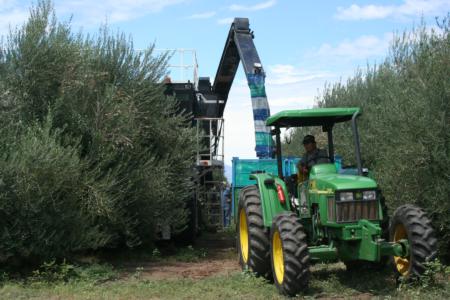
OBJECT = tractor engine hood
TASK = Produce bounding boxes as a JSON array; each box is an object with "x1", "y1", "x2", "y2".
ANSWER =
[{"x1": 309, "y1": 164, "x2": 377, "y2": 190}]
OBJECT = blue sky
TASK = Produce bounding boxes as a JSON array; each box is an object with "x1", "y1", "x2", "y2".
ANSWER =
[{"x1": 1, "y1": 0, "x2": 449, "y2": 171}]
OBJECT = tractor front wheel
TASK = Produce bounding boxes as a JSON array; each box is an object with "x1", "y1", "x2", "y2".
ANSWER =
[
  {"x1": 390, "y1": 204, "x2": 437, "y2": 279},
  {"x1": 237, "y1": 185, "x2": 271, "y2": 278},
  {"x1": 270, "y1": 212, "x2": 310, "y2": 296}
]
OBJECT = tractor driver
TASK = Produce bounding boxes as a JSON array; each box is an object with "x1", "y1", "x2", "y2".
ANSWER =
[
  {"x1": 298, "y1": 135, "x2": 330, "y2": 175},
  {"x1": 292, "y1": 134, "x2": 330, "y2": 210}
]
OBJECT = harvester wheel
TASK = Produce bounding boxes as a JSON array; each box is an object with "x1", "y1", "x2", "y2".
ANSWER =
[
  {"x1": 390, "y1": 204, "x2": 437, "y2": 279},
  {"x1": 237, "y1": 185, "x2": 271, "y2": 278},
  {"x1": 270, "y1": 212, "x2": 310, "y2": 296}
]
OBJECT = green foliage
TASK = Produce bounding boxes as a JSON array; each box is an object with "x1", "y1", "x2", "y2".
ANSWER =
[
  {"x1": 0, "y1": 246, "x2": 448, "y2": 299},
  {"x1": 151, "y1": 248, "x2": 162, "y2": 260},
  {"x1": 72, "y1": 263, "x2": 118, "y2": 283},
  {"x1": 282, "y1": 127, "x2": 327, "y2": 157},
  {"x1": 132, "y1": 266, "x2": 144, "y2": 280},
  {"x1": 397, "y1": 258, "x2": 450, "y2": 294},
  {"x1": 287, "y1": 16, "x2": 450, "y2": 261},
  {"x1": 0, "y1": 118, "x2": 108, "y2": 262},
  {"x1": 173, "y1": 245, "x2": 207, "y2": 262},
  {"x1": 0, "y1": 0, "x2": 197, "y2": 264},
  {"x1": 0, "y1": 261, "x2": 448, "y2": 299},
  {"x1": 149, "y1": 245, "x2": 208, "y2": 263},
  {"x1": 417, "y1": 259, "x2": 449, "y2": 289},
  {"x1": 30, "y1": 260, "x2": 117, "y2": 284},
  {"x1": 31, "y1": 260, "x2": 77, "y2": 283}
]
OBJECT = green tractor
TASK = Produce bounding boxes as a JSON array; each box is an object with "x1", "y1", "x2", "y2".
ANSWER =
[{"x1": 237, "y1": 107, "x2": 437, "y2": 296}]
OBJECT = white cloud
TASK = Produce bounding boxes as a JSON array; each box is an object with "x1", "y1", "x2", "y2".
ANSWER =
[
  {"x1": 186, "y1": 11, "x2": 216, "y2": 19},
  {"x1": 336, "y1": 0, "x2": 450, "y2": 21},
  {"x1": 265, "y1": 82, "x2": 319, "y2": 112},
  {"x1": 222, "y1": 63, "x2": 327, "y2": 162},
  {"x1": 0, "y1": 1, "x2": 28, "y2": 36},
  {"x1": 223, "y1": 82, "x2": 318, "y2": 161},
  {"x1": 336, "y1": 4, "x2": 394, "y2": 20},
  {"x1": 0, "y1": 0, "x2": 189, "y2": 33},
  {"x1": 55, "y1": 0, "x2": 187, "y2": 25},
  {"x1": 267, "y1": 64, "x2": 333, "y2": 85},
  {"x1": 217, "y1": 17, "x2": 234, "y2": 25},
  {"x1": 268, "y1": 97, "x2": 311, "y2": 108},
  {"x1": 229, "y1": 0, "x2": 276, "y2": 12},
  {"x1": 313, "y1": 34, "x2": 392, "y2": 60},
  {"x1": 0, "y1": 0, "x2": 16, "y2": 8}
]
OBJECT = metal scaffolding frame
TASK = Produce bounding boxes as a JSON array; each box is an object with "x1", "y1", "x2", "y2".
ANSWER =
[{"x1": 195, "y1": 117, "x2": 224, "y2": 167}]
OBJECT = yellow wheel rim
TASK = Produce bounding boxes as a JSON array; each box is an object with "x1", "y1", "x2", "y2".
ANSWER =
[
  {"x1": 239, "y1": 209, "x2": 249, "y2": 263},
  {"x1": 393, "y1": 224, "x2": 410, "y2": 276},
  {"x1": 272, "y1": 230, "x2": 284, "y2": 284}
]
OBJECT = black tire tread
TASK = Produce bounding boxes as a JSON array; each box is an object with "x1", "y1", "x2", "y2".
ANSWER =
[
  {"x1": 390, "y1": 204, "x2": 438, "y2": 278},
  {"x1": 238, "y1": 185, "x2": 271, "y2": 277},
  {"x1": 271, "y1": 212, "x2": 310, "y2": 296}
]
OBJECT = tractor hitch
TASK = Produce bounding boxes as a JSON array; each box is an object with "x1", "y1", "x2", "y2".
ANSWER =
[{"x1": 380, "y1": 239, "x2": 409, "y2": 258}]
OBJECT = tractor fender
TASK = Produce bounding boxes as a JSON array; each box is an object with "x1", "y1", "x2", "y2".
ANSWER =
[{"x1": 249, "y1": 173, "x2": 291, "y2": 227}]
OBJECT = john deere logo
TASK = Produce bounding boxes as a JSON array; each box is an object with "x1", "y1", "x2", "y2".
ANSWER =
[{"x1": 355, "y1": 192, "x2": 362, "y2": 200}]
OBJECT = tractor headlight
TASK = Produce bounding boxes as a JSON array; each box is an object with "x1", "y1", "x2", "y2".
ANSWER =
[
  {"x1": 339, "y1": 192, "x2": 354, "y2": 202},
  {"x1": 363, "y1": 190, "x2": 376, "y2": 201}
]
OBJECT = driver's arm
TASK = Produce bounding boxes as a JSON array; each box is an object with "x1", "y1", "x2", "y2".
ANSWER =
[{"x1": 298, "y1": 155, "x2": 309, "y2": 178}]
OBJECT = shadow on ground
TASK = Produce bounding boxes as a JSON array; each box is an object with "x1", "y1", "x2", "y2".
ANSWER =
[{"x1": 304, "y1": 262, "x2": 396, "y2": 298}]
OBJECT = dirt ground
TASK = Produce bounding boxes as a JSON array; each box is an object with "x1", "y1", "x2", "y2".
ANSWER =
[
  {"x1": 120, "y1": 248, "x2": 241, "y2": 280},
  {"x1": 1, "y1": 239, "x2": 448, "y2": 299},
  {"x1": 138, "y1": 257, "x2": 239, "y2": 280}
]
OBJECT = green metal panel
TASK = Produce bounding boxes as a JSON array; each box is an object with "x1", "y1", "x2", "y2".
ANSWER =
[
  {"x1": 250, "y1": 173, "x2": 291, "y2": 227},
  {"x1": 231, "y1": 157, "x2": 300, "y2": 223},
  {"x1": 309, "y1": 245, "x2": 338, "y2": 261},
  {"x1": 234, "y1": 159, "x2": 279, "y2": 188},
  {"x1": 310, "y1": 164, "x2": 337, "y2": 176},
  {"x1": 380, "y1": 240, "x2": 408, "y2": 257},
  {"x1": 266, "y1": 107, "x2": 360, "y2": 127},
  {"x1": 315, "y1": 174, "x2": 378, "y2": 190},
  {"x1": 309, "y1": 164, "x2": 378, "y2": 190},
  {"x1": 232, "y1": 158, "x2": 278, "y2": 219},
  {"x1": 334, "y1": 220, "x2": 381, "y2": 261},
  {"x1": 308, "y1": 221, "x2": 409, "y2": 263}
]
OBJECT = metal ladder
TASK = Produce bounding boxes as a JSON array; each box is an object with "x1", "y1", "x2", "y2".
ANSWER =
[
  {"x1": 194, "y1": 117, "x2": 225, "y2": 230},
  {"x1": 195, "y1": 118, "x2": 224, "y2": 167},
  {"x1": 202, "y1": 179, "x2": 224, "y2": 229}
]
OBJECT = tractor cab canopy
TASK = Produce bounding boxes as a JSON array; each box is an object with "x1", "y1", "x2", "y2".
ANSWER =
[
  {"x1": 266, "y1": 107, "x2": 364, "y2": 178},
  {"x1": 266, "y1": 107, "x2": 360, "y2": 128}
]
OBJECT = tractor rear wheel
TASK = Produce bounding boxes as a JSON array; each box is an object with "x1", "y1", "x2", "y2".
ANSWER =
[
  {"x1": 237, "y1": 185, "x2": 271, "y2": 278},
  {"x1": 390, "y1": 204, "x2": 437, "y2": 279},
  {"x1": 270, "y1": 212, "x2": 310, "y2": 296}
]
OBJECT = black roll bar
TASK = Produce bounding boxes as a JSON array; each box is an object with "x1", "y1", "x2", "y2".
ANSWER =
[
  {"x1": 274, "y1": 127, "x2": 283, "y2": 179},
  {"x1": 351, "y1": 112, "x2": 363, "y2": 176}
]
